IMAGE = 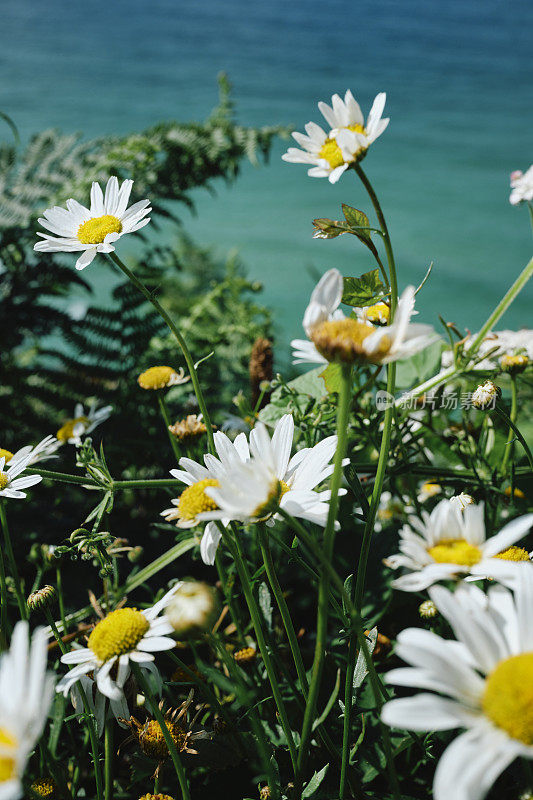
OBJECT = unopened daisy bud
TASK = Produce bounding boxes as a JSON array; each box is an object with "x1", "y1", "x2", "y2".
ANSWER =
[
  {"x1": 419, "y1": 600, "x2": 438, "y2": 619},
  {"x1": 27, "y1": 585, "x2": 57, "y2": 612},
  {"x1": 471, "y1": 379, "x2": 501, "y2": 410},
  {"x1": 250, "y1": 337, "x2": 273, "y2": 406},
  {"x1": 30, "y1": 778, "x2": 59, "y2": 799},
  {"x1": 234, "y1": 645, "x2": 257, "y2": 666},
  {"x1": 137, "y1": 366, "x2": 189, "y2": 390},
  {"x1": 500, "y1": 353, "x2": 529, "y2": 374},
  {"x1": 449, "y1": 492, "x2": 474, "y2": 511},
  {"x1": 168, "y1": 414, "x2": 207, "y2": 444},
  {"x1": 127, "y1": 545, "x2": 144, "y2": 563},
  {"x1": 166, "y1": 582, "x2": 219, "y2": 638}
]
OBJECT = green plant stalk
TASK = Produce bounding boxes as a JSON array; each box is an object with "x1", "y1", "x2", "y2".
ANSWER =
[
  {"x1": 501, "y1": 376, "x2": 518, "y2": 476},
  {"x1": 495, "y1": 404, "x2": 533, "y2": 470},
  {"x1": 108, "y1": 252, "x2": 215, "y2": 454},
  {"x1": 44, "y1": 608, "x2": 104, "y2": 800},
  {"x1": 104, "y1": 716, "x2": 114, "y2": 800},
  {"x1": 297, "y1": 364, "x2": 352, "y2": 779},
  {"x1": 214, "y1": 547, "x2": 246, "y2": 644},
  {"x1": 131, "y1": 662, "x2": 191, "y2": 800},
  {"x1": 158, "y1": 393, "x2": 182, "y2": 462},
  {"x1": 0, "y1": 502, "x2": 27, "y2": 620},
  {"x1": 0, "y1": 545, "x2": 9, "y2": 646},
  {"x1": 224, "y1": 526, "x2": 299, "y2": 773},
  {"x1": 56, "y1": 564, "x2": 68, "y2": 635},
  {"x1": 258, "y1": 524, "x2": 308, "y2": 695}
]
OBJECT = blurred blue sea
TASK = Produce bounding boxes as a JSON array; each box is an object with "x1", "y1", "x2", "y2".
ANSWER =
[{"x1": 2, "y1": 0, "x2": 532, "y2": 346}]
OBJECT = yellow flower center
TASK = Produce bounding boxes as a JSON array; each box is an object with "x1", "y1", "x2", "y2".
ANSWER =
[
  {"x1": 365, "y1": 302, "x2": 390, "y2": 325},
  {"x1": 138, "y1": 719, "x2": 187, "y2": 759},
  {"x1": 77, "y1": 215, "x2": 122, "y2": 245},
  {"x1": 88, "y1": 608, "x2": 150, "y2": 663},
  {"x1": 504, "y1": 486, "x2": 526, "y2": 500},
  {"x1": 56, "y1": 416, "x2": 89, "y2": 443},
  {"x1": 311, "y1": 318, "x2": 390, "y2": 364},
  {"x1": 420, "y1": 481, "x2": 441, "y2": 497},
  {"x1": 318, "y1": 124, "x2": 366, "y2": 169},
  {"x1": 494, "y1": 546, "x2": 530, "y2": 562},
  {"x1": 0, "y1": 727, "x2": 17, "y2": 782},
  {"x1": 178, "y1": 479, "x2": 220, "y2": 522},
  {"x1": 0, "y1": 449, "x2": 13, "y2": 464},
  {"x1": 30, "y1": 778, "x2": 58, "y2": 798},
  {"x1": 482, "y1": 653, "x2": 533, "y2": 744},
  {"x1": 0, "y1": 473, "x2": 8, "y2": 491},
  {"x1": 252, "y1": 479, "x2": 290, "y2": 520},
  {"x1": 138, "y1": 366, "x2": 178, "y2": 390},
  {"x1": 427, "y1": 538, "x2": 482, "y2": 567}
]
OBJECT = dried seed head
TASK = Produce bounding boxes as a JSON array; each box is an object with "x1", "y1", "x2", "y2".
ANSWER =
[
  {"x1": 168, "y1": 414, "x2": 207, "y2": 443},
  {"x1": 250, "y1": 337, "x2": 273, "y2": 407}
]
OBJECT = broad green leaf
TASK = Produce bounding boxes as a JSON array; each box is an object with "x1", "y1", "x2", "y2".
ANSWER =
[
  {"x1": 352, "y1": 627, "x2": 378, "y2": 695},
  {"x1": 394, "y1": 339, "x2": 445, "y2": 390},
  {"x1": 342, "y1": 204, "x2": 371, "y2": 239},
  {"x1": 302, "y1": 764, "x2": 329, "y2": 798},
  {"x1": 342, "y1": 270, "x2": 386, "y2": 307},
  {"x1": 319, "y1": 362, "x2": 343, "y2": 393}
]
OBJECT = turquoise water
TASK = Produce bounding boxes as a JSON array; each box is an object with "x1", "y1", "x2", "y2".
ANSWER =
[{"x1": 2, "y1": 0, "x2": 532, "y2": 346}]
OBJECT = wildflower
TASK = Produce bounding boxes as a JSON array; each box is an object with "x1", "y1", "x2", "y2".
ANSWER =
[
  {"x1": 382, "y1": 571, "x2": 533, "y2": 800},
  {"x1": 168, "y1": 414, "x2": 207, "y2": 444},
  {"x1": 386, "y1": 498, "x2": 533, "y2": 591},
  {"x1": 57, "y1": 585, "x2": 181, "y2": 701},
  {"x1": 419, "y1": 599, "x2": 438, "y2": 619},
  {"x1": 137, "y1": 366, "x2": 189, "y2": 391},
  {"x1": 29, "y1": 778, "x2": 59, "y2": 799},
  {"x1": 165, "y1": 582, "x2": 219, "y2": 639},
  {"x1": 27, "y1": 586, "x2": 57, "y2": 613},
  {"x1": 291, "y1": 269, "x2": 436, "y2": 366},
  {"x1": 7, "y1": 436, "x2": 61, "y2": 468},
  {"x1": 418, "y1": 482, "x2": 442, "y2": 503},
  {"x1": 0, "y1": 454, "x2": 42, "y2": 500},
  {"x1": 500, "y1": 353, "x2": 529, "y2": 374},
  {"x1": 472, "y1": 380, "x2": 501, "y2": 410},
  {"x1": 282, "y1": 90, "x2": 389, "y2": 183},
  {"x1": 449, "y1": 492, "x2": 475, "y2": 511},
  {"x1": 198, "y1": 414, "x2": 346, "y2": 532},
  {"x1": 509, "y1": 165, "x2": 533, "y2": 205},
  {"x1": 34, "y1": 176, "x2": 151, "y2": 270},
  {"x1": 234, "y1": 645, "x2": 257, "y2": 666},
  {"x1": 56, "y1": 402, "x2": 112, "y2": 446},
  {"x1": 441, "y1": 329, "x2": 533, "y2": 372},
  {"x1": 356, "y1": 301, "x2": 391, "y2": 326},
  {"x1": 139, "y1": 795, "x2": 175, "y2": 800},
  {"x1": 0, "y1": 622, "x2": 55, "y2": 800}
]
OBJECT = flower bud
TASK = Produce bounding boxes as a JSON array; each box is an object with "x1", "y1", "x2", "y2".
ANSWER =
[
  {"x1": 27, "y1": 585, "x2": 57, "y2": 612},
  {"x1": 471, "y1": 380, "x2": 500, "y2": 410},
  {"x1": 500, "y1": 353, "x2": 529, "y2": 375},
  {"x1": 419, "y1": 600, "x2": 438, "y2": 619},
  {"x1": 166, "y1": 582, "x2": 219, "y2": 638}
]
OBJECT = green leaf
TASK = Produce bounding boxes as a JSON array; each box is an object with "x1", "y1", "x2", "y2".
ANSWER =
[
  {"x1": 352, "y1": 627, "x2": 378, "y2": 696},
  {"x1": 342, "y1": 204, "x2": 371, "y2": 239},
  {"x1": 302, "y1": 764, "x2": 329, "y2": 797},
  {"x1": 394, "y1": 339, "x2": 445, "y2": 390},
  {"x1": 319, "y1": 362, "x2": 344, "y2": 393},
  {"x1": 312, "y1": 217, "x2": 351, "y2": 239},
  {"x1": 342, "y1": 270, "x2": 386, "y2": 308}
]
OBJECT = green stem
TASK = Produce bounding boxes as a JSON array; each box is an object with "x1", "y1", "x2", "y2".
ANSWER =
[
  {"x1": 0, "y1": 544, "x2": 9, "y2": 646},
  {"x1": 56, "y1": 564, "x2": 68, "y2": 635},
  {"x1": 158, "y1": 394, "x2": 182, "y2": 462},
  {"x1": 0, "y1": 502, "x2": 27, "y2": 620},
  {"x1": 258, "y1": 525, "x2": 308, "y2": 695},
  {"x1": 297, "y1": 364, "x2": 351, "y2": 779},
  {"x1": 44, "y1": 608, "x2": 104, "y2": 800},
  {"x1": 131, "y1": 663, "x2": 191, "y2": 800},
  {"x1": 501, "y1": 377, "x2": 518, "y2": 476},
  {"x1": 104, "y1": 716, "x2": 114, "y2": 800},
  {"x1": 495, "y1": 405, "x2": 533, "y2": 470},
  {"x1": 224, "y1": 527, "x2": 299, "y2": 773},
  {"x1": 108, "y1": 251, "x2": 215, "y2": 454},
  {"x1": 25, "y1": 467, "x2": 100, "y2": 487}
]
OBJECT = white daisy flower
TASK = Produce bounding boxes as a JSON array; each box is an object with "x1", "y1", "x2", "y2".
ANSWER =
[
  {"x1": 282, "y1": 90, "x2": 389, "y2": 183},
  {"x1": 199, "y1": 414, "x2": 346, "y2": 531},
  {"x1": 386, "y1": 498, "x2": 533, "y2": 592},
  {"x1": 0, "y1": 454, "x2": 42, "y2": 500},
  {"x1": 56, "y1": 401, "x2": 112, "y2": 446},
  {"x1": 449, "y1": 492, "x2": 475, "y2": 511},
  {"x1": 382, "y1": 571, "x2": 533, "y2": 800},
  {"x1": 441, "y1": 329, "x2": 533, "y2": 372},
  {"x1": 7, "y1": 436, "x2": 61, "y2": 469},
  {"x1": 0, "y1": 621, "x2": 55, "y2": 800},
  {"x1": 291, "y1": 268, "x2": 437, "y2": 367},
  {"x1": 509, "y1": 166, "x2": 533, "y2": 205},
  {"x1": 34, "y1": 176, "x2": 151, "y2": 270},
  {"x1": 57, "y1": 585, "x2": 181, "y2": 702},
  {"x1": 417, "y1": 481, "x2": 443, "y2": 504}
]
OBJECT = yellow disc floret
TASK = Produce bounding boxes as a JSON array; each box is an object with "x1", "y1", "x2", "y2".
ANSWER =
[
  {"x1": 318, "y1": 124, "x2": 367, "y2": 169},
  {"x1": 77, "y1": 215, "x2": 122, "y2": 245},
  {"x1": 252, "y1": 479, "x2": 289, "y2": 520},
  {"x1": 56, "y1": 416, "x2": 89, "y2": 443},
  {"x1": 482, "y1": 653, "x2": 533, "y2": 744},
  {"x1": 178, "y1": 479, "x2": 220, "y2": 522},
  {"x1": 364, "y1": 302, "x2": 390, "y2": 325},
  {"x1": 0, "y1": 473, "x2": 8, "y2": 491},
  {"x1": 0, "y1": 449, "x2": 13, "y2": 464},
  {"x1": 138, "y1": 366, "x2": 178, "y2": 390},
  {"x1": 88, "y1": 608, "x2": 149, "y2": 663},
  {"x1": 494, "y1": 546, "x2": 530, "y2": 562},
  {"x1": 0, "y1": 727, "x2": 17, "y2": 782},
  {"x1": 311, "y1": 318, "x2": 390, "y2": 364},
  {"x1": 30, "y1": 778, "x2": 59, "y2": 799},
  {"x1": 137, "y1": 719, "x2": 187, "y2": 759},
  {"x1": 427, "y1": 538, "x2": 482, "y2": 567}
]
